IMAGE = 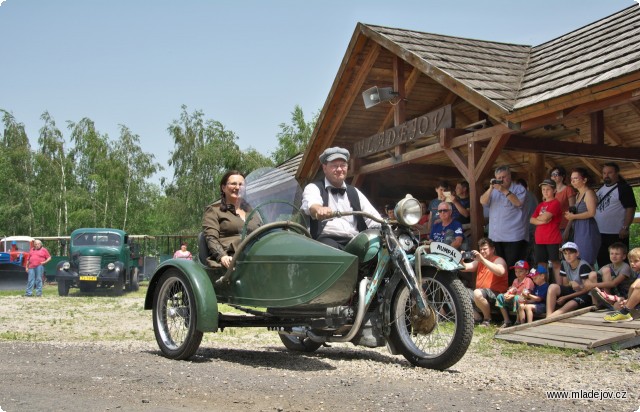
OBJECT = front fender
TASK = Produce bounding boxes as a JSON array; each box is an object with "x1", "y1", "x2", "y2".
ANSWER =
[
  {"x1": 145, "y1": 259, "x2": 218, "y2": 332},
  {"x1": 420, "y1": 252, "x2": 465, "y2": 272}
]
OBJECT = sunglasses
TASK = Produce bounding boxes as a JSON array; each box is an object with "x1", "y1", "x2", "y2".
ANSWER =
[{"x1": 437, "y1": 209, "x2": 451, "y2": 213}]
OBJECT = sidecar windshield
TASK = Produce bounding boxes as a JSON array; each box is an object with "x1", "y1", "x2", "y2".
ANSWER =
[{"x1": 241, "y1": 167, "x2": 309, "y2": 235}]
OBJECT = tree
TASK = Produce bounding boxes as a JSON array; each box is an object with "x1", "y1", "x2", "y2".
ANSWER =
[
  {"x1": 34, "y1": 111, "x2": 72, "y2": 236},
  {"x1": 112, "y1": 125, "x2": 162, "y2": 232},
  {"x1": 67, "y1": 118, "x2": 112, "y2": 227},
  {"x1": 271, "y1": 105, "x2": 317, "y2": 165},
  {"x1": 165, "y1": 105, "x2": 274, "y2": 234},
  {"x1": 0, "y1": 110, "x2": 34, "y2": 234}
]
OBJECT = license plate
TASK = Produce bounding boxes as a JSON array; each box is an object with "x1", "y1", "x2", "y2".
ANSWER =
[{"x1": 79, "y1": 276, "x2": 97, "y2": 281}]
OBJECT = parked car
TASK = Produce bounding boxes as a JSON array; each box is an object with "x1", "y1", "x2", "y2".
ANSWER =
[{"x1": 56, "y1": 228, "x2": 141, "y2": 296}]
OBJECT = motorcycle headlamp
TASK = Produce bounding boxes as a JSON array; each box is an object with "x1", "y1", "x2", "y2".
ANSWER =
[
  {"x1": 62, "y1": 262, "x2": 70, "y2": 271},
  {"x1": 394, "y1": 194, "x2": 421, "y2": 226},
  {"x1": 107, "y1": 263, "x2": 115, "y2": 271}
]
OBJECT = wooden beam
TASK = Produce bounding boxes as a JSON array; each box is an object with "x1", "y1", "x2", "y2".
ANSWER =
[
  {"x1": 379, "y1": 67, "x2": 421, "y2": 133},
  {"x1": 440, "y1": 126, "x2": 470, "y2": 180},
  {"x1": 505, "y1": 136, "x2": 640, "y2": 162},
  {"x1": 505, "y1": 73, "x2": 640, "y2": 124},
  {"x1": 474, "y1": 134, "x2": 511, "y2": 179},
  {"x1": 393, "y1": 56, "x2": 406, "y2": 127},
  {"x1": 528, "y1": 153, "x2": 545, "y2": 202},
  {"x1": 590, "y1": 111, "x2": 604, "y2": 145},
  {"x1": 604, "y1": 125, "x2": 640, "y2": 169}
]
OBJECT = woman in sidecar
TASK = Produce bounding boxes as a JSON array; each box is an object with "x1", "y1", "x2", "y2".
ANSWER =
[{"x1": 202, "y1": 170, "x2": 262, "y2": 268}]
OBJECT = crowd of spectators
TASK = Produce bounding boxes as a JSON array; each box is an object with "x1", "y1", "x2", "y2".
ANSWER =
[{"x1": 394, "y1": 162, "x2": 638, "y2": 326}]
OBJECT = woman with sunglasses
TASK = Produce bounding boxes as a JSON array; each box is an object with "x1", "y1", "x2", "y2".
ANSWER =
[{"x1": 549, "y1": 166, "x2": 575, "y2": 235}]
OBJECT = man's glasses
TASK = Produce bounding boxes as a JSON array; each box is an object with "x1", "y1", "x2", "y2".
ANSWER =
[
  {"x1": 437, "y1": 209, "x2": 451, "y2": 213},
  {"x1": 551, "y1": 172, "x2": 560, "y2": 177}
]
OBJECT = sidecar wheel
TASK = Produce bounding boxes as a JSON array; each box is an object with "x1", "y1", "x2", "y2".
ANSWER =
[
  {"x1": 152, "y1": 269, "x2": 203, "y2": 360},
  {"x1": 279, "y1": 328, "x2": 322, "y2": 352},
  {"x1": 389, "y1": 272, "x2": 474, "y2": 370}
]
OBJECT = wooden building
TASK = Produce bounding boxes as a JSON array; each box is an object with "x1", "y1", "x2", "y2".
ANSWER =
[{"x1": 296, "y1": 5, "x2": 640, "y2": 247}]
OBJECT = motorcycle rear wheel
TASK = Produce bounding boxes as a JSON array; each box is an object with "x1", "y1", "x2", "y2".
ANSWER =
[
  {"x1": 152, "y1": 269, "x2": 203, "y2": 360},
  {"x1": 279, "y1": 328, "x2": 322, "y2": 352},
  {"x1": 389, "y1": 271, "x2": 473, "y2": 370}
]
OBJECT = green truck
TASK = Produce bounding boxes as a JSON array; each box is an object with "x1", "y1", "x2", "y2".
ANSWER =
[{"x1": 55, "y1": 228, "x2": 140, "y2": 296}]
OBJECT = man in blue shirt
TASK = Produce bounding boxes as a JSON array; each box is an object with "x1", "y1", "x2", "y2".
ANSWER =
[
  {"x1": 427, "y1": 201, "x2": 464, "y2": 250},
  {"x1": 480, "y1": 165, "x2": 528, "y2": 282}
]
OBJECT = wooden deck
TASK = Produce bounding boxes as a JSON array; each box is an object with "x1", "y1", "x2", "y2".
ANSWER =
[{"x1": 495, "y1": 307, "x2": 640, "y2": 351}]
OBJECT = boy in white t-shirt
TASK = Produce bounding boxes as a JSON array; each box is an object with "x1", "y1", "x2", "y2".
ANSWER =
[{"x1": 589, "y1": 242, "x2": 632, "y2": 310}]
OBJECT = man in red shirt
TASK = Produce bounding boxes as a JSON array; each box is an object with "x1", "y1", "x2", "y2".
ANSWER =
[
  {"x1": 25, "y1": 239, "x2": 51, "y2": 297},
  {"x1": 463, "y1": 237, "x2": 509, "y2": 326}
]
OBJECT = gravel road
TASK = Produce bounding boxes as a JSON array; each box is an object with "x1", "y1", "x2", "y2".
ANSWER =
[{"x1": 0, "y1": 292, "x2": 638, "y2": 411}]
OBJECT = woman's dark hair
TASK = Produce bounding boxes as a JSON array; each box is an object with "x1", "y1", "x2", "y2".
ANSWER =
[
  {"x1": 219, "y1": 170, "x2": 244, "y2": 213},
  {"x1": 571, "y1": 167, "x2": 591, "y2": 183}
]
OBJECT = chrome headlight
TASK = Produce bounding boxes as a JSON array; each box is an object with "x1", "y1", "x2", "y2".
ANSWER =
[
  {"x1": 394, "y1": 194, "x2": 422, "y2": 226},
  {"x1": 62, "y1": 262, "x2": 70, "y2": 270},
  {"x1": 107, "y1": 263, "x2": 115, "y2": 271}
]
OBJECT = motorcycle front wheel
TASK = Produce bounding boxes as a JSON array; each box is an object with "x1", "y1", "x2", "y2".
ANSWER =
[
  {"x1": 389, "y1": 271, "x2": 473, "y2": 370},
  {"x1": 152, "y1": 269, "x2": 203, "y2": 360}
]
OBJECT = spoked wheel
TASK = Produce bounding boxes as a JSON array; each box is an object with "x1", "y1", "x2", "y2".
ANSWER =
[
  {"x1": 279, "y1": 327, "x2": 322, "y2": 352},
  {"x1": 389, "y1": 271, "x2": 474, "y2": 370},
  {"x1": 152, "y1": 270, "x2": 203, "y2": 360}
]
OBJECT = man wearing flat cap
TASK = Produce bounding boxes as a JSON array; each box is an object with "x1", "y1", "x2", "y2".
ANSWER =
[{"x1": 301, "y1": 147, "x2": 381, "y2": 250}]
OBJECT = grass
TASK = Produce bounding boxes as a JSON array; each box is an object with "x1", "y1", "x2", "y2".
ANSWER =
[{"x1": 0, "y1": 283, "x2": 635, "y2": 363}]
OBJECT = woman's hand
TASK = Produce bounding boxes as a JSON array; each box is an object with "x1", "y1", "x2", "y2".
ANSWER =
[
  {"x1": 564, "y1": 211, "x2": 576, "y2": 221},
  {"x1": 221, "y1": 255, "x2": 233, "y2": 268}
]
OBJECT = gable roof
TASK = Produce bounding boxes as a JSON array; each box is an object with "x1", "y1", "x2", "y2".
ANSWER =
[
  {"x1": 518, "y1": 5, "x2": 640, "y2": 108},
  {"x1": 361, "y1": 5, "x2": 640, "y2": 114}
]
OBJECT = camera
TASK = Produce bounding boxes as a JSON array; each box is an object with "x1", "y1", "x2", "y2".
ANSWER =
[
  {"x1": 568, "y1": 206, "x2": 577, "y2": 214},
  {"x1": 461, "y1": 251, "x2": 475, "y2": 262},
  {"x1": 490, "y1": 178, "x2": 503, "y2": 185}
]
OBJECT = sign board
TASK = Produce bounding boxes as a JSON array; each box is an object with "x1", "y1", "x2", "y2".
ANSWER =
[{"x1": 353, "y1": 105, "x2": 452, "y2": 158}]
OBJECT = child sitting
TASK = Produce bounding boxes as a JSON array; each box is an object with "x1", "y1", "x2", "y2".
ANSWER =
[
  {"x1": 496, "y1": 260, "x2": 534, "y2": 328},
  {"x1": 604, "y1": 247, "x2": 640, "y2": 322},
  {"x1": 517, "y1": 266, "x2": 550, "y2": 323},
  {"x1": 589, "y1": 242, "x2": 632, "y2": 310}
]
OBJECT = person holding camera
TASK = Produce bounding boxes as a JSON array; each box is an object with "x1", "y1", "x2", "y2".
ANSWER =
[
  {"x1": 462, "y1": 237, "x2": 509, "y2": 326},
  {"x1": 564, "y1": 168, "x2": 600, "y2": 266},
  {"x1": 479, "y1": 165, "x2": 528, "y2": 283}
]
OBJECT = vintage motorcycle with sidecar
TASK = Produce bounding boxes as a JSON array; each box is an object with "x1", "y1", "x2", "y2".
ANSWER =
[{"x1": 144, "y1": 168, "x2": 474, "y2": 370}]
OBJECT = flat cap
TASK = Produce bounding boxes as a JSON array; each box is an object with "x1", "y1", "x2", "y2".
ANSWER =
[{"x1": 319, "y1": 147, "x2": 350, "y2": 164}]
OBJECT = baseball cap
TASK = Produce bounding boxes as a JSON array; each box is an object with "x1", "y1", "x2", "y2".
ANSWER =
[
  {"x1": 510, "y1": 260, "x2": 530, "y2": 270},
  {"x1": 319, "y1": 147, "x2": 350, "y2": 164},
  {"x1": 527, "y1": 265, "x2": 548, "y2": 277},
  {"x1": 560, "y1": 241, "x2": 579, "y2": 252},
  {"x1": 538, "y1": 179, "x2": 556, "y2": 188}
]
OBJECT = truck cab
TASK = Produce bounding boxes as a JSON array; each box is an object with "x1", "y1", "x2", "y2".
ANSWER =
[{"x1": 55, "y1": 228, "x2": 140, "y2": 296}]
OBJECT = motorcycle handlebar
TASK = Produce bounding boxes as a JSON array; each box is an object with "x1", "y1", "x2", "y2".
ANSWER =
[{"x1": 329, "y1": 210, "x2": 386, "y2": 225}]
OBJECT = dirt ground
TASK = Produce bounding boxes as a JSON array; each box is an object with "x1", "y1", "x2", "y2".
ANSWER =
[{"x1": 0, "y1": 286, "x2": 638, "y2": 411}]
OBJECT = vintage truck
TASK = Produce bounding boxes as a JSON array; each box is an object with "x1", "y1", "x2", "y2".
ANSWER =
[{"x1": 55, "y1": 228, "x2": 140, "y2": 296}]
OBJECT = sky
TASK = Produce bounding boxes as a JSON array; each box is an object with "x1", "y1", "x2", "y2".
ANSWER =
[{"x1": 1, "y1": 0, "x2": 637, "y2": 184}]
